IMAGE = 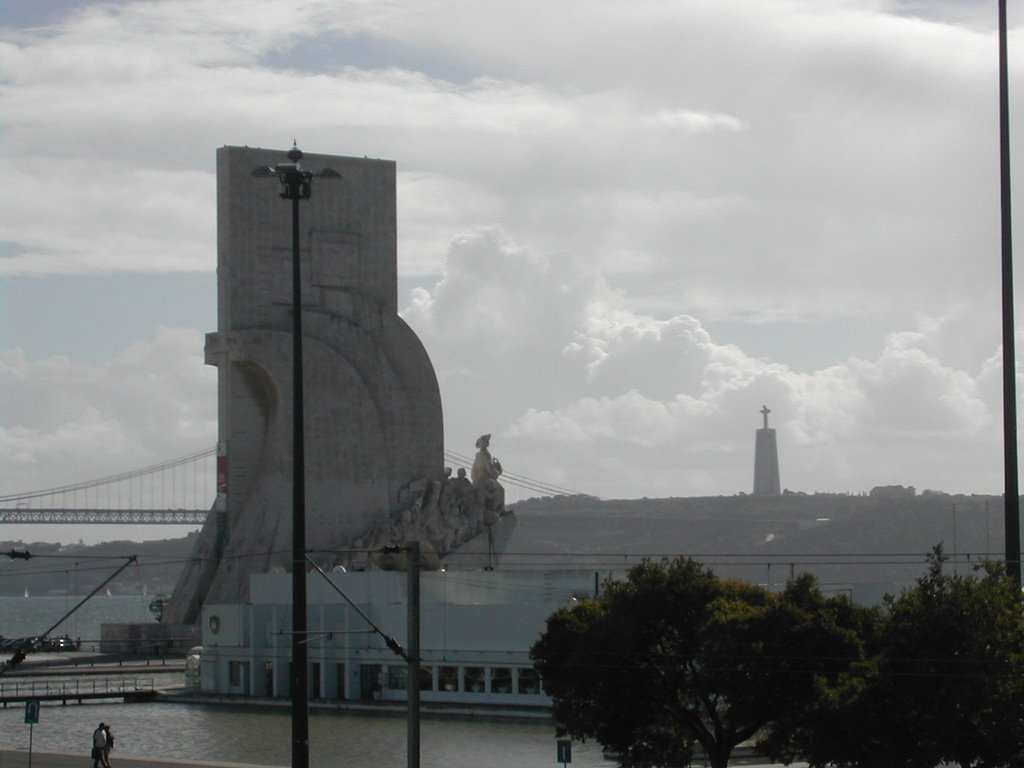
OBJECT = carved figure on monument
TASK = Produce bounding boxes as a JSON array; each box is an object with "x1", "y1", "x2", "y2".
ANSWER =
[
  {"x1": 472, "y1": 434, "x2": 506, "y2": 524},
  {"x1": 439, "y1": 467, "x2": 470, "y2": 529},
  {"x1": 350, "y1": 449, "x2": 510, "y2": 569},
  {"x1": 451, "y1": 467, "x2": 474, "y2": 508}
]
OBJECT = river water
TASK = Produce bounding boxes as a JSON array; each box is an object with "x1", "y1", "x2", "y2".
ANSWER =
[
  {"x1": 0, "y1": 595, "x2": 157, "y2": 651},
  {"x1": 0, "y1": 597, "x2": 794, "y2": 767},
  {"x1": 0, "y1": 701, "x2": 613, "y2": 768},
  {"x1": 0, "y1": 597, "x2": 609, "y2": 767}
]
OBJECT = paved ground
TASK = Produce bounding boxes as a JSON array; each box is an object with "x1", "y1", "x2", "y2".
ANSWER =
[{"x1": 0, "y1": 749, "x2": 282, "y2": 768}]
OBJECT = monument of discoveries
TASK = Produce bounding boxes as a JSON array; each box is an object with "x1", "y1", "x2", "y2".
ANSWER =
[
  {"x1": 165, "y1": 147, "x2": 512, "y2": 624},
  {"x1": 752, "y1": 405, "x2": 781, "y2": 496}
]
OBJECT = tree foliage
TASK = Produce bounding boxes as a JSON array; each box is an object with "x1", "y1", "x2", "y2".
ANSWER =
[
  {"x1": 530, "y1": 558, "x2": 872, "y2": 768},
  {"x1": 805, "y1": 547, "x2": 1024, "y2": 768}
]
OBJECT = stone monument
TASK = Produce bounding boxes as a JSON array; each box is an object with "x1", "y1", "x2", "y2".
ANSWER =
[
  {"x1": 752, "y1": 405, "x2": 781, "y2": 496},
  {"x1": 164, "y1": 147, "x2": 514, "y2": 624}
]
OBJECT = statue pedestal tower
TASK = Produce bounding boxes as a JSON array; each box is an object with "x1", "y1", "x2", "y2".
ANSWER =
[
  {"x1": 164, "y1": 147, "x2": 444, "y2": 624},
  {"x1": 753, "y1": 405, "x2": 781, "y2": 496}
]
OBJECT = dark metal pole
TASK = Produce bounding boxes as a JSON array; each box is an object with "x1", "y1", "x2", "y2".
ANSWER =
[
  {"x1": 253, "y1": 144, "x2": 328, "y2": 768},
  {"x1": 999, "y1": 0, "x2": 1021, "y2": 586},
  {"x1": 407, "y1": 541, "x2": 421, "y2": 768},
  {"x1": 290, "y1": 182, "x2": 309, "y2": 768}
]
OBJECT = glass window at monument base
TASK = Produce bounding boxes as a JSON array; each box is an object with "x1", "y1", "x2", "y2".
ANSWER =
[
  {"x1": 380, "y1": 663, "x2": 537, "y2": 698},
  {"x1": 420, "y1": 665, "x2": 434, "y2": 691},
  {"x1": 490, "y1": 667, "x2": 513, "y2": 693},
  {"x1": 463, "y1": 666, "x2": 485, "y2": 693},
  {"x1": 387, "y1": 665, "x2": 408, "y2": 691},
  {"x1": 439, "y1": 666, "x2": 458, "y2": 692},
  {"x1": 518, "y1": 667, "x2": 541, "y2": 694},
  {"x1": 199, "y1": 569, "x2": 604, "y2": 711}
]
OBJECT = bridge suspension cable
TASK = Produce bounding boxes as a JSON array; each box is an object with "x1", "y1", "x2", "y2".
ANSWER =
[
  {"x1": 443, "y1": 449, "x2": 593, "y2": 499},
  {"x1": 0, "y1": 445, "x2": 591, "y2": 525},
  {"x1": 0, "y1": 446, "x2": 217, "y2": 524},
  {"x1": 0, "y1": 446, "x2": 217, "y2": 506}
]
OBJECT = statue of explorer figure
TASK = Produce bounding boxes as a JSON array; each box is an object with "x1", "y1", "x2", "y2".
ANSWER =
[{"x1": 471, "y1": 434, "x2": 506, "y2": 523}]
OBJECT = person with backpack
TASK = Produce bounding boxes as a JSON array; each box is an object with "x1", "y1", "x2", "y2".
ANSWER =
[
  {"x1": 102, "y1": 723, "x2": 115, "y2": 767},
  {"x1": 91, "y1": 722, "x2": 107, "y2": 768}
]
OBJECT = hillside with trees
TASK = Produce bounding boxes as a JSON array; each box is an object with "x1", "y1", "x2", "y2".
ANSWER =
[
  {"x1": 1, "y1": 489, "x2": 1006, "y2": 601},
  {"x1": 507, "y1": 491, "x2": 1004, "y2": 601},
  {"x1": 0, "y1": 532, "x2": 200, "y2": 597}
]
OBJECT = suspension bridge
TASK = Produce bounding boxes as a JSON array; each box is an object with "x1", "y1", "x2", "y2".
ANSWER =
[{"x1": 0, "y1": 447, "x2": 580, "y2": 526}]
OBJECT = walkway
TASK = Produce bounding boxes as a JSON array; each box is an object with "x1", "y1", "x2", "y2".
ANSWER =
[{"x1": 0, "y1": 750, "x2": 283, "y2": 768}]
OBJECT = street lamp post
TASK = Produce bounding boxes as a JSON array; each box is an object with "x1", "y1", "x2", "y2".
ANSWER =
[
  {"x1": 253, "y1": 145, "x2": 338, "y2": 768},
  {"x1": 998, "y1": 0, "x2": 1021, "y2": 587}
]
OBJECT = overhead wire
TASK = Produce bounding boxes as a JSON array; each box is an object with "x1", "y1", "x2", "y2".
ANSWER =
[{"x1": 443, "y1": 449, "x2": 593, "y2": 498}]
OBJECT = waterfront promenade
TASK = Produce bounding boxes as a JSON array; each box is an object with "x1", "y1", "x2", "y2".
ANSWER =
[{"x1": 0, "y1": 749, "x2": 284, "y2": 768}]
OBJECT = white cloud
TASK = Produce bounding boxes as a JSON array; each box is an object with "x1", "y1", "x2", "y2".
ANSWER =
[
  {"x1": 0, "y1": 0, "x2": 1019, "y2": 536},
  {"x1": 0, "y1": 328, "x2": 217, "y2": 495},
  {"x1": 404, "y1": 228, "x2": 1003, "y2": 498},
  {"x1": 0, "y1": 162, "x2": 215, "y2": 276},
  {"x1": 0, "y1": 222, "x2": 1009, "y2": 536},
  {"x1": 3, "y1": 0, "x2": 1016, "y2": 321}
]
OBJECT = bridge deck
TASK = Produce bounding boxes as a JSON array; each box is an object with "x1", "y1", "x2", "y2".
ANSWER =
[{"x1": 0, "y1": 509, "x2": 207, "y2": 524}]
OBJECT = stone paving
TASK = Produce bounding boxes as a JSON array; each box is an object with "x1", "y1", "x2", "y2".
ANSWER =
[{"x1": 0, "y1": 749, "x2": 282, "y2": 768}]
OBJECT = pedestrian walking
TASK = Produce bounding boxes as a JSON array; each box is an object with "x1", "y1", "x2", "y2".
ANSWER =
[
  {"x1": 103, "y1": 723, "x2": 115, "y2": 767},
  {"x1": 91, "y1": 722, "x2": 107, "y2": 768}
]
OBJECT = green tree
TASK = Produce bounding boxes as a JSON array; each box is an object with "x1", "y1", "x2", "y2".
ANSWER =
[
  {"x1": 530, "y1": 558, "x2": 870, "y2": 768},
  {"x1": 814, "y1": 548, "x2": 1024, "y2": 768}
]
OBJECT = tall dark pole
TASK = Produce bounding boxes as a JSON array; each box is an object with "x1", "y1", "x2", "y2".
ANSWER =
[
  {"x1": 407, "y1": 541, "x2": 421, "y2": 768},
  {"x1": 999, "y1": 0, "x2": 1021, "y2": 586},
  {"x1": 254, "y1": 145, "x2": 337, "y2": 768},
  {"x1": 254, "y1": 145, "x2": 338, "y2": 768}
]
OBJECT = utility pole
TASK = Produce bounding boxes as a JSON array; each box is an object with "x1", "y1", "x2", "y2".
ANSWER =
[
  {"x1": 999, "y1": 0, "x2": 1021, "y2": 587},
  {"x1": 306, "y1": 547, "x2": 420, "y2": 768},
  {"x1": 253, "y1": 145, "x2": 338, "y2": 768},
  {"x1": 286, "y1": 148, "x2": 310, "y2": 768},
  {"x1": 407, "y1": 540, "x2": 421, "y2": 768}
]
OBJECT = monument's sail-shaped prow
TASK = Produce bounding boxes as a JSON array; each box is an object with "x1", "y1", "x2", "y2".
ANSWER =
[{"x1": 164, "y1": 147, "x2": 445, "y2": 623}]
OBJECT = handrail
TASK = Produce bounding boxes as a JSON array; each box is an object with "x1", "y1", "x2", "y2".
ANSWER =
[{"x1": 0, "y1": 676, "x2": 154, "y2": 698}]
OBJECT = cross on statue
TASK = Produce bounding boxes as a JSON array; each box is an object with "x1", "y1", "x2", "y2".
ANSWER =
[{"x1": 761, "y1": 405, "x2": 771, "y2": 429}]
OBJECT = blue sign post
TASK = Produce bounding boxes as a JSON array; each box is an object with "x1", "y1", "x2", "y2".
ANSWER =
[
  {"x1": 556, "y1": 739, "x2": 572, "y2": 765},
  {"x1": 24, "y1": 699, "x2": 40, "y2": 768}
]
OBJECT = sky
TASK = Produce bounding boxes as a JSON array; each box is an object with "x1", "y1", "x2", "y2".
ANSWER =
[{"x1": 1, "y1": 0, "x2": 1022, "y2": 544}]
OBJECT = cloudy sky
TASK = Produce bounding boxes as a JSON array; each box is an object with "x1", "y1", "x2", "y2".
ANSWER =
[{"x1": 1, "y1": 0, "x2": 1021, "y2": 544}]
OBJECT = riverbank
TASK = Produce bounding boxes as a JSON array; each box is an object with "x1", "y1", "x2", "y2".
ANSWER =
[
  {"x1": 6, "y1": 653, "x2": 549, "y2": 722},
  {"x1": 157, "y1": 688, "x2": 550, "y2": 722}
]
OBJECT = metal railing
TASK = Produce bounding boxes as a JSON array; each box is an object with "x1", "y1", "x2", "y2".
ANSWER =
[{"x1": 0, "y1": 676, "x2": 155, "y2": 702}]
